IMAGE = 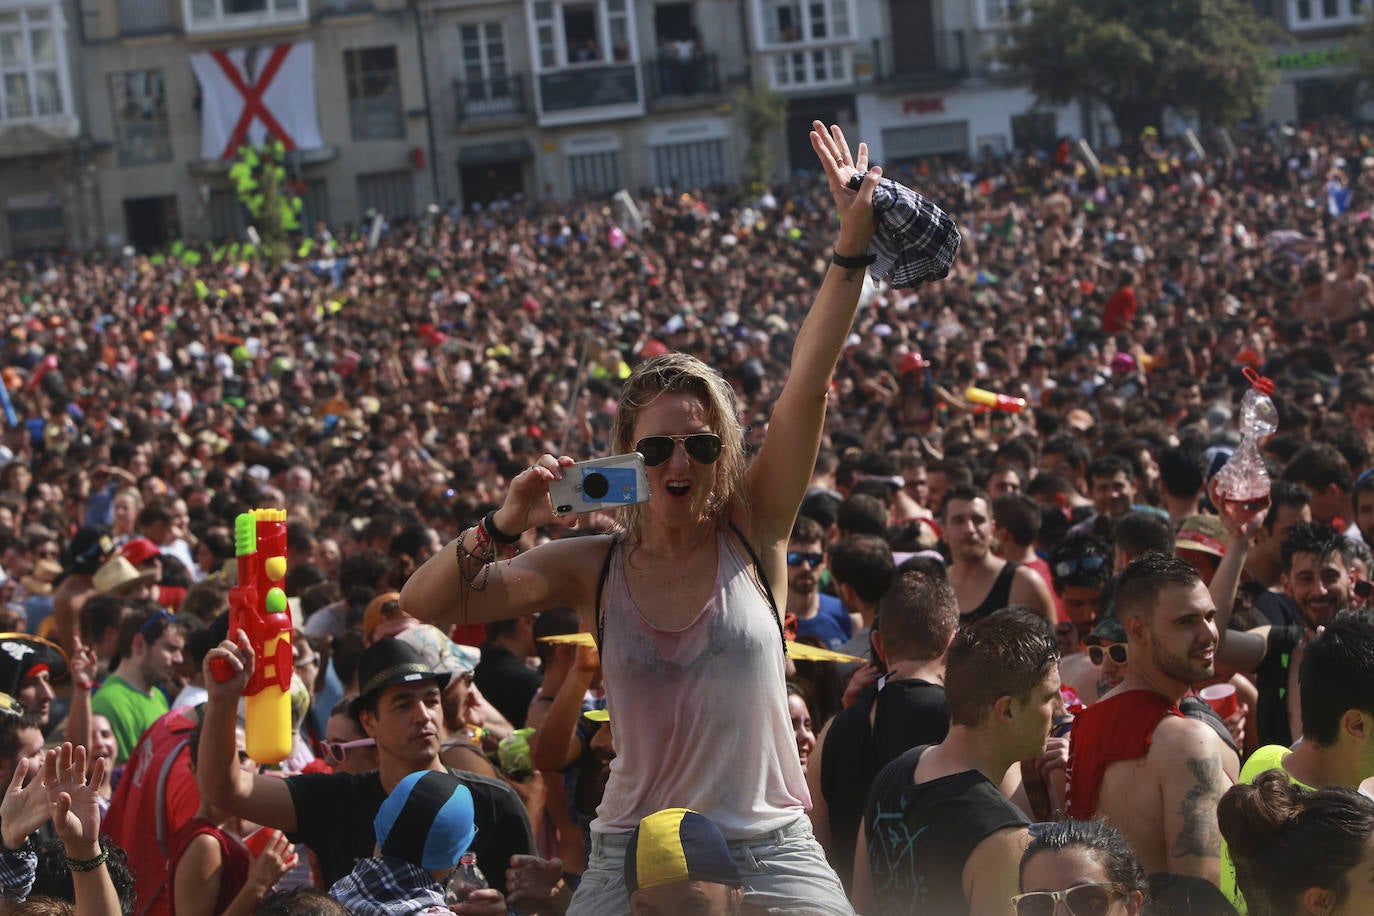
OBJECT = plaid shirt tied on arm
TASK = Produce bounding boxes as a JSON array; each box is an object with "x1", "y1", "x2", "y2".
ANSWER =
[{"x1": 866, "y1": 176, "x2": 961, "y2": 288}]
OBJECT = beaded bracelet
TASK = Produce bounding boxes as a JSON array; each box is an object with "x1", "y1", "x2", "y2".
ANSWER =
[{"x1": 66, "y1": 847, "x2": 109, "y2": 872}]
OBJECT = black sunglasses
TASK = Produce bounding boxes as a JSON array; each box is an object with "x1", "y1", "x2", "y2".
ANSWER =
[
  {"x1": 1012, "y1": 883, "x2": 1125, "y2": 916},
  {"x1": 787, "y1": 552, "x2": 824, "y2": 568},
  {"x1": 1087, "y1": 643, "x2": 1127, "y2": 666},
  {"x1": 634, "y1": 434, "x2": 723, "y2": 467},
  {"x1": 1053, "y1": 555, "x2": 1107, "y2": 578}
]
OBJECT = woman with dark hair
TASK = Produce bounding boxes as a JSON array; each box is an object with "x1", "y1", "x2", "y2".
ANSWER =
[
  {"x1": 1015, "y1": 819, "x2": 1149, "y2": 916},
  {"x1": 1219, "y1": 770, "x2": 1374, "y2": 916}
]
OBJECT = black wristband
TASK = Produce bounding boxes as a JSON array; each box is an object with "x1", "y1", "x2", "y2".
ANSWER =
[
  {"x1": 66, "y1": 847, "x2": 109, "y2": 872},
  {"x1": 831, "y1": 249, "x2": 876, "y2": 269},
  {"x1": 482, "y1": 510, "x2": 522, "y2": 544}
]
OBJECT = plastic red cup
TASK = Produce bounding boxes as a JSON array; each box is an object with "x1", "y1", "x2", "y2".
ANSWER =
[
  {"x1": 243, "y1": 828, "x2": 281, "y2": 857},
  {"x1": 1199, "y1": 684, "x2": 1237, "y2": 718}
]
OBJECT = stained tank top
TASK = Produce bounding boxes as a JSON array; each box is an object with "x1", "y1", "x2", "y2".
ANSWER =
[{"x1": 593, "y1": 531, "x2": 809, "y2": 838}]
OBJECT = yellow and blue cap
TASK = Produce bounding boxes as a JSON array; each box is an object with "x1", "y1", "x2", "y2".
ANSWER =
[{"x1": 625, "y1": 808, "x2": 740, "y2": 893}]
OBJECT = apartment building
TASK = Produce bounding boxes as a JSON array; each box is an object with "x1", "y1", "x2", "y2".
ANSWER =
[{"x1": 1259, "y1": 0, "x2": 1367, "y2": 123}]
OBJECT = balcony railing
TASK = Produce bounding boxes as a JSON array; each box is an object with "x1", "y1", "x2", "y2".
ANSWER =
[
  {"x1": 120, "y1": 0, "x2": 173, "y2": 34},
  {"x1": 455, "y1": 74, "x2": 528, "y2": 123},
  {"x1": 869, "y1": 30, "x2": 1019, "y2": 87},
  {"x1": 643, "y1": 52, "x2": 721, "y2": 102},
  {"x1": 538, "y1": 63, "x2": 640, "y2": 114}
]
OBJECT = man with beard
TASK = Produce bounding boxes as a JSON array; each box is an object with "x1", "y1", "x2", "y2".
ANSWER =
[
  {"x1": 784, "y1": 516, "x2": 851, "y2": 649},
  {"x1": 1066, "y1": 553, "x2": 1239, "y2": 882},
  {"x1": 1217, "y1": 522, "x2": 1355, "y2": 747},
  {"x1": 91, "y1": 606, "x2": 185, "y2": 761},
  {"x1": 943, "y1": 485, "x2": 1055, "y2": 625}
]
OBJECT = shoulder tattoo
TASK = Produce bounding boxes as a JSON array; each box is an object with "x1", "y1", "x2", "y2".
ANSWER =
[{"x1": 1170, "y1": 753, "x2": 1225, "y2": 861}]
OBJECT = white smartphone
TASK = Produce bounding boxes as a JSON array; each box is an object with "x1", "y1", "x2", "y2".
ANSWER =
[{"x1": 547, "y1": 452, "x2": 651, "y2": 516}]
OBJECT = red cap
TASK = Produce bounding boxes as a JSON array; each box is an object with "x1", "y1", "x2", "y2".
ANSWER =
[
  {"x1": 1242, "y1": 366, "x2": 1274, "y2": 396},
  {"x1": 121, "y1": 537, "x2": 161, "y2": 568},
  {"x1": 897, "y1": 352, "x2": 930, "y2": 375}
]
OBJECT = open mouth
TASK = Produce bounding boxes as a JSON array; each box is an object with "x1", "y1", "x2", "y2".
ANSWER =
[{"x1": 665, "y1": 481, "x2": 692, "y2": 499}]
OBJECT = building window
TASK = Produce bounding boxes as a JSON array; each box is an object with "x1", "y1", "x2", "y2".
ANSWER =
[
  {"x1": 357, "y1": 170, "x2": 414, "y2": 220},
  {"x1": 345, "y1": 47, "x2": 403, "y2": 140},
  {"x1": 651, "y1": 138, "x2": 725, "y2": 190},
  {"x1": 530, "y1": 0, "x2": 635, "y2": 69},
  {"x1": 1288, "y1": 0, "x2": 1363, "y2": 26},
  {"x1": 109, "y1": 70, "x2": 172, "y2": 165},
  {"x1": 460, "y1": 23, "x2": 515, "y2": 110},
  {"x1": 770, "y1": 46, "x2": 848, "y2": 88},
  {"x1": 759, "y1": 0, "x2": 849, "y2": 46},
  {"x1": 568, "y1": 150, "x2": 620, "y2": 195},
  {"x1": 184, "y1": 0, "x2": 304, "y2": 34},
  {"x1": 980, "y1": 0, "x2": 1024, "y2": 28},
  {"x1": 0, "y1": 7, "x2": 67, "y2": 123},
  {"x1": 7, "y1": 205, "x2": 64, "y2": 251}
]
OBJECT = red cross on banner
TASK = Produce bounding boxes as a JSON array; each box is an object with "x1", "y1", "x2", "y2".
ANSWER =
[{"x1": 190, "y1": 41, "x2": 323, "y2": 161}]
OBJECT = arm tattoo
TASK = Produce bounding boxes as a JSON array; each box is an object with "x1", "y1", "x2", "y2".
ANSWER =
[
  {"x1": 842, "y1": 267, "x2": 863, "y2": 283},
  {"x1": 1171, "y1": 753, "x2": 1225, "y2": 860}
]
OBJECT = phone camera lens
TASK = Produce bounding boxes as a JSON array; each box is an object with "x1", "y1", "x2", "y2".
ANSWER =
[{"x1": 582, "y1": 471, "x2": 610, "y2": 500}]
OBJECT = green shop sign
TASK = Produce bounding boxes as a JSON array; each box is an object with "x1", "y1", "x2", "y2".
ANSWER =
[{"x1": 1274, "y1": 47, "x2": 1354, "y2": 71}]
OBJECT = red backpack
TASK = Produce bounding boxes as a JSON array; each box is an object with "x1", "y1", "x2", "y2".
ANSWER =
[{"x1": 103, "y1": 705, "x2": 203, "y2": 916}]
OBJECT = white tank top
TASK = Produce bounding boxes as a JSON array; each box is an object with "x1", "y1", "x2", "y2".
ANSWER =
[{"x1": 593, "y1": 530, "x2": 810, "y2": 839}]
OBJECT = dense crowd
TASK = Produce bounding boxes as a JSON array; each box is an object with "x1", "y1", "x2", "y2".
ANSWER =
[{"x1": 0, "y1": 117, "x2": 1371, "y2": 915}]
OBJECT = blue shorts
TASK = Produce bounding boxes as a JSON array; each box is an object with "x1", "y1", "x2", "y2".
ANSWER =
[{"x1": 567, "y1": 815, "x2": 854, "y2": 915}]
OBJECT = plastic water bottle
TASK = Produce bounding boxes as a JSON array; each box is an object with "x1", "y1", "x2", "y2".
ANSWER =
[
  {"x1": 444, "y1": 853, "x2": 488, "y2": 904},
  {"x1": 1213, "y1": 368, "x2": 1277, "y2": 507}
]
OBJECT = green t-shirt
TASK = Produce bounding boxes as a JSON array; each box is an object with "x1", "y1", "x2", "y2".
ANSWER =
[
  {"x1": 90, "y1": 674, "x2": 170, "y2": 762},
  {"x1": 1220, "y1": 744, "x2": 1314, "y2": 913}
]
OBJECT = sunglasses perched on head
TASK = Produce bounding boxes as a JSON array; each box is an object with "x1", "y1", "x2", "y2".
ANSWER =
[
  {"x1": 634, "y1": 434, "x2": 723, "y2": 467},
  {"x1": 1011, "y1": 883, "x2": 1125, "y2": 916},
  {"x1": 787, "y1": 552, "x2": 824, "y2": 568},
  {"x1": 1053, "y1": 555, "x2": 1107, "y2": 578},
  {"x1": 1087, "y1": 643, "x2": 1128, "y2": 666},
  {"x1": 324, "y1": 737, "x2": 376, "y2": 766}
]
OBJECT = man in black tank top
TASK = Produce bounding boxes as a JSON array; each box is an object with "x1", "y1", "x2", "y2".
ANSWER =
[
  {"x1": 807, "y1": 567, "x2": 957, "y2": 891},
  {"x1": 854, "y1": 612, "x2": 1061, "y2": 916},
  {"x1": 944, "y1": 485, "x2": 1057, "y2": 625}
]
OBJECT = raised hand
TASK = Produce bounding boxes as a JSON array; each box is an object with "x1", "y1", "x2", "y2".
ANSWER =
[
  {"x1": 43, "y1": 743, "x2": 105, "y2": 859},
  {"x1": 204, "y1": 629, "x2": 256, "y2": 702},
  {"x1": 809, "y1": 120, "x2": 878, "y2": 253},
  {"x1": 247, "y1": 829, "x2": 298, "y2": 894},
  {"x1": 1, "y1": 756, "x2": 48, "y2": 851},
  {"x1": 69, "y1": 637, "x2": 98, "y2": 692},
  {"x1": 492, "y1": 454, "x2": 577, "y2": 535}
]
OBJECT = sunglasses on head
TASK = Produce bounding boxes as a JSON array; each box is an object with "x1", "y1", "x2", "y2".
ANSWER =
[
  {"x1": 1087, "y1": 643, "x2": 1128, "y2": 666},
  {"x1": 1053, "y1": 555, "x2": 1107, "y2": 578},
  {"x1": 137, "y1": 609, "x2": 176, "y2": 638},
  {"x1": 324, "y1": 737, "x2": 376, "y2": 766},
  {"x1": 1011, "y1": 883, "x2": 1125, "y2": 916},
  {"x1": 787, "y1": 552, "x2": 824, "y2": 568},
  {"x1": 634, "y1": 434, "x2": 723, "y2": 467}
]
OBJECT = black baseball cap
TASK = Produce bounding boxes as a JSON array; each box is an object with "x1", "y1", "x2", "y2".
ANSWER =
[
  {"x1": 67, "y1": 526, "x2": 115, "y2": 575},
  {"x1": 349, "y1": 637, "x2": 451, "y2": 718}
]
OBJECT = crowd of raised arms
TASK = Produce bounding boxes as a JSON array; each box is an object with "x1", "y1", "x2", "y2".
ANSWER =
[{"x1": 0, "y1": 117, "x2": 1372, "y2": 915}]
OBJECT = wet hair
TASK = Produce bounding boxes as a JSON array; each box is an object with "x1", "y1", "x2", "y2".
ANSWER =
[
  {"x1": 1087, "y1": 453, "x2": 1134, "y2": 486},
  {"x1": 875, "y1": 567, "x2": 959, "y2": 662},
  {"x1": 1280, "y1": 522, "x2": 1346, "y2": 574},
  {"x1": 827, "y1": 535, "x2": 894, "y2": 604},
  {"x1": 1047, "y1": 534, "x2": 1112, "y2": 593},
  {"x1": 1113, "y1": 511, "x2": 1175, "y2": 560},
  {"x1": 1264, "y1": 481, "x2": 1311, "y2": 531},
  {"x1": 256, "y1": 888, "x2": 350, "y2": 915},
  {"x1": 32, "y1": 836, "x2": 135, "y2": 914},
  {"x1": 945, "y1": 612, "x2": 1058, "y2": 727},
  {"x1": 0, "y1": 897, "x2": 74, "y2": 915},
  {"x1": 115, "y1": 602, "x2": 181, "y2": 659},
  {"x1": 790, "y1": 515, "x2": 825, "y2": 546},
  {"x1": 992, "y1": 493, "x2": 1040, "y2": 548},
  {"x1": 1019, "y1": 819, "x2": 1149, "y2": 901},
  {"x1": 1299, "y1": 613, "x2": 1374, "y2": 747},
  {"x1": 1282, "y1": 443, "x2": 1353, "y2": 494},
  {"x1": 941, "y1": 483, "x2": 990, "y2": 521},
  {"x1": 1114, "y1": 552, "x2": 1201, "y2": 624},
  {"x1": 610, "y1": 353, "x2": 749, "y2": 537},
  {"x1": 1219, "y1": 771, "x2": 1374, "y2": 916}
]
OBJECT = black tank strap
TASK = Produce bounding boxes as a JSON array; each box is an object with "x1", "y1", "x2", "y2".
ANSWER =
[
  {"x1": 594, "y1": 534, "x2": 620, "y2": 652},
  {"x1": 728, "y1": 520, "x2": 786, "y2": 655}
]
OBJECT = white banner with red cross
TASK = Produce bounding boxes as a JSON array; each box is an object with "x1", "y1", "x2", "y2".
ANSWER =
[{"x1": 190, "y1": 41, "x2": 323, "y2": 161}]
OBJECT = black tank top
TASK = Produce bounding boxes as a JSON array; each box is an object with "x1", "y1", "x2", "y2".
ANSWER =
[
  {"x1": 821, "y1": 679, "x2": 949, "y2": 891},
  {"x1": 961, "y1": 561, "x2": 1019, "y2": 624},
  {"x1": 863, "y1": 745, "x2": 1029, "y2": 916}
]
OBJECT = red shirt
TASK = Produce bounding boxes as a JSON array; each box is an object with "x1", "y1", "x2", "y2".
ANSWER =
[{"x1": 1103, "y1": 285, "x2": 1137, "y2": 333}]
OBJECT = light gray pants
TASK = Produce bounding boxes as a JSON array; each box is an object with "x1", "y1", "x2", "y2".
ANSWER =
[{"x1": 567, "y1": 815, "x2": 855, "y2": 915}]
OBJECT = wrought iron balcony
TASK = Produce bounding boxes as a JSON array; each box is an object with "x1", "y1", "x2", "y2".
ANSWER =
[
  {"x1": 643, "y1": 52, "x2": 721, "y2": 102},
  {"x1": 454, "y1": 73, "x2": 529, "y2": 123}
]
